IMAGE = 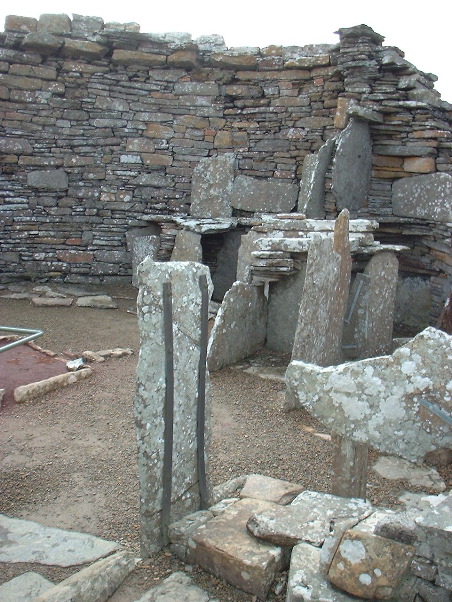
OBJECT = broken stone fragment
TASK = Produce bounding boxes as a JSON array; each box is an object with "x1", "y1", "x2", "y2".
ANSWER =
[
  {"x1": 14, "y1": 368, "x2": 92, "y2": 403},
  {"x1": 239, "y1": 473, "x2": 304, "y2": 505},
  {"x1": 134, "y1": 571, "x2": 215, "y2": 602},
  {"x1": 328, "y1": 529, "x2": 415, "y2": 599},
  {"x1": 247, "y1": 490, "x2": 374, "y2": 548}
]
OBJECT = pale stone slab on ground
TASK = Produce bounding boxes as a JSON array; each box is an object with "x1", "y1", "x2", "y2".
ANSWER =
[
  {"x1": 33, "y1": 550, "x2": 136, "y2": 602},
  {"x1": 0, "y1": 514, "x2": 120, "y2": 566},
  {"x1": 31, "y1": 296, "x2": 73, "y2": 307},
  {"x1": 135, "y1": 571, "x2": 218, "y2": 601},
  {"x1": 188, "y1": 498, "x2": 288, "y2": 600},
  {"x1": 287, "y1": 542, "x2": 355, "y2": 601},
  {"x1": 207, "y1": 282, "x2": 267, "y2": 371},
  {"x1": 247, "y1": 490, "x2": 373, "y2": 547},
  {"x1": 328, "y1": 529, "x2": 415, "y2": 599},
  {"x1": 0, "y1": 572, "x2": 54, "y2": 602},
  {"x1": 286, "y1": 327, "x2": 452, "y2": 463},
  {"x1": 392, "y1": 172, "x2": 452, "y2": 222},
  {"x1": 231, "y1": 175, "x2": 298, "y2": 213},
  {"x1": 239, "y1": 474, "x2": 303, "y2": 505},
  {"x1": 14, "y1": 367, "x2": 93, "y2": 403},
  {"x1": 76, "y1": 295, "x2": 118, "y2": 309},
  {"x1": 190, "y1": 154, "x2": 235, "y2": 218},
  {"x1": 372, "y1": 456, "x2": 446, "y2": 493}
]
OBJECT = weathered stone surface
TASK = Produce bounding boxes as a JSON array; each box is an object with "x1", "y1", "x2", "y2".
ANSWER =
[
  {"x1": 188, "y1": 498, "x2": 287, "y2": 600},
  {"x1": 112, "y1": 49, "x2": 166, "y2": 67},
  {"x1": 231, "y1": 175, "x2": 298, "y2": 213},
  {"x1": 5, "y1": 16, "x2": 38, "y2": 33},
  {"x1": 286, "y1": 328, "x2": 452, "y2": 463},
  {"x1": 298, "y1": 138, "x2": 334, "y2": 218},
  {"x1": 287, "y1": 542, "x2": 354, "y2": 601},
  {"x1": 372, "y1": 456, "x2": 446, "y2": 493},
  {"x1": 343, "y1": 252, "x2": 399, "y2": 359},
  {"x1": 236, "y1": 229, "x2": 262, "y2": 283},
  {"x1": 328, "y1": 529, "x2": 415, "y2": 599},
  {"x1": 171, "y1": 230, "x2": 202, "y2": 262},
  {"x1": 135, "y1": 260, "x2": 213, "y2": 554},
  {"x1": 291, "y1": 209, "x2": 351, "y2": 367},
  {"x1": 126, "y1": 228, "x2": 160, "y2": 287},
  {"x1": 332, "y1": 119, "x2": 372, "y2": 213},
  {"x1": 248, "y1": 490, "x2": 372, "y2": 547},
  {"x1": 135, "y1": 571, "x2": 215, "y2": 601},
  {"x1": 34, "y1": 550, "x2": 136, "y2": 602},
  {"x1": 38, "y1": 13, "x2": 71, "y2": 34},
  {"x1": 61, "y1": 40, "x2": 108, "y2": 60},
  {"x1": 415, "y1": 491, "x2": 452, "y2": 555},
  {"x1": 27, "y1": 169, "x2": 68, "y2": 190},
  {"x1": 21, "y1": 32, "x2": 63, "y2": 53},
  {"x1": 267, "y1": 267, "x2": 307, "y2": 353},
  {"x1": 0, "y1": 572, "x2": 54, "y2": 602},
  {"x1": 14, "y1": 368, "x2": 92, "y2": 403},
  {"x1": 0, "y1": 514, "x2": 120, "y2": 566},
  {"x1": 31, "y1": 296, "x2": 73, "y2": 306},
  {"x1": 207, "y1": 282, "x2": 267, "y2": 371},
  {"x1": 392, "y1": 173, "x2": 452, "y2": 222},
  {"x1": 76, "y1": 295, "x2": 118, "y2": 309},
  {"x1": 190, "y1": 154, "x2": 235, "y2": 218},
  {"x1": 239, "y1": 474, "x2": 304, "y2": 505}
]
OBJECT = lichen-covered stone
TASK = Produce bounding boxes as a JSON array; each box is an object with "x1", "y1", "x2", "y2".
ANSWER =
[
  {"x1": 328, "y1": 529, "x2": 415, "y2": 599},
  {"x1": 190, "y1": 154, "x2": 235, "y2": 218},
  {"x1": 286, "y1": 327, "x2": 452, "y2": 463},
  {"x1": 231, "y1": 175, "x2": 298, "y2": 213},
  {"x1": 392, "y1": 173, "x2": 452, "y2": 222}
]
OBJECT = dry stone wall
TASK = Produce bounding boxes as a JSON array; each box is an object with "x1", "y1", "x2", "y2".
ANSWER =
[{"x1": 0, "y1": 16, "x2": 451, "y2": 322}]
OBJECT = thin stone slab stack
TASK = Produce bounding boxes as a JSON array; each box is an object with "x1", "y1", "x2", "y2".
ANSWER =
[{"x1": 135, "y1": 259, "x2": 213, "y2": 555}]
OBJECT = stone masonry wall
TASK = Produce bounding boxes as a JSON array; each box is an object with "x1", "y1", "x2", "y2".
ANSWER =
[{"x1": 0, "y1": 16, "x2": 451, "y2": 321}]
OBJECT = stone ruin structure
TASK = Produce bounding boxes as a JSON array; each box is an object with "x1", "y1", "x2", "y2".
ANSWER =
[
  {"x1": 1, "y1": 12, "x2": 451, "y2": 602},
  {"x1": 0, "y1": 15, "x2": 451, "y2": 333}
]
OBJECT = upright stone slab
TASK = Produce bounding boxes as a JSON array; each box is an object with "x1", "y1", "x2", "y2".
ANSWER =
[
  {"x1": 343, "y1": 252, "x2": 399, "y2": 359},
  {"x1": 392, "y1": 173, "x2": 452, "y2": 222},
  {"x1": 126, "y1": 227, "x2": 160, "y2": 287},
  {"x1": 207, "y1": 282, "x2": 267, "y2": 371},
  {"x1": 298, "y1": 138, "x2": 335, "y2": 218},
  {"x1": 190, "y1": 154, "x2": 235, "y2": 218},
  {"x1": 211, "y1": 229, "x2": 244, "y2": 301},
  {"x1": 291, "y1": 209, "x2": 352, "y2": 367},
  {"x1": 135, "y1": 260, "x2": 213, "y2": 554},
  {"x1": 171, "y1": 230, "x2": 202, "y2": 262},
  {"x1": 231, "y1": 175, "x2": 298, "y2": 213},
  {"x1": 332, "y1": 119, "x2": 372, "y2": 213}
]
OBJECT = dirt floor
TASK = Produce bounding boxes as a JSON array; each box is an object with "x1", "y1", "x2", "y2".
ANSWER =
[{"x1": 0, "y1": 283, "x2": 450, "y2": 601}]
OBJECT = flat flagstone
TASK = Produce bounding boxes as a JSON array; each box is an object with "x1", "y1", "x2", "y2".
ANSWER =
[
  {"x1": 372, "y1": 456, "x2": 446, "y2": 493},
  {"x1": 134, "y1": 571, "x2": 217, "y2": 601},
  {"x1": 0, "y1": 572, "x2": 54, "y2": 602},
  {"x1": 239, "y1": 474, "x2": 304, "y2": 505},
  {"x1": 31, "y1": 297, "x2": 73, "y2": 307},
  {"x1": 75, "y1": 295, "x2": 118, "y2": 309},
  {"x1": 188, "y1": 498, "x2": 288, "y2": 600},
  {"x1": 0, "y1": 514, "x2": 120, "y2": 567}
]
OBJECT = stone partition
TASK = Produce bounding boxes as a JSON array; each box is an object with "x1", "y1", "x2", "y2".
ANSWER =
[
  {"x1": 0, "y1": 15, "x2": 451, "y2": 325},
  {"x1": 135, "y1": 259, "x2": 212, "y2": 554}
]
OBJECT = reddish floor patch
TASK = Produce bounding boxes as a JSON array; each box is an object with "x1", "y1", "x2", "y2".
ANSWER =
[{"x1": 0, "y1": 339, "x2": 68, "y2": 409}]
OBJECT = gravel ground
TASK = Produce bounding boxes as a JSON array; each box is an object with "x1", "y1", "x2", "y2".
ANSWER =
[{"x1": 0, "y1": 283, "x2": 450, "y2": 601}]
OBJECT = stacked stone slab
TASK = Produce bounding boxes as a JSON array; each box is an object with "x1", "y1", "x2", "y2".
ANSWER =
[{"x1": 164, "y1": 474, "x2": 452, "y2": 601}]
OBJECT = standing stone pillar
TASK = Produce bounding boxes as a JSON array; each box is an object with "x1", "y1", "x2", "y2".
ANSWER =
[
  {"x1": 135, "y1": 259, "x2": 212, "y2": 555},
  {"x1": 290, "y1": 208, "x2": 352, "y2": 368}
]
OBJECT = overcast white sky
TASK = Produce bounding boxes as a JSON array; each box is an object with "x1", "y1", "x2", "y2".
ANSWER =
[{"x1": 1, "y1": 0, "x2": 451, "y2": 101}]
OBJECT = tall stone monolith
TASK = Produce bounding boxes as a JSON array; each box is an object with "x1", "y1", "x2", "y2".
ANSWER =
[
  {"x1": 135, "y1": 259, "x2": 213, "y2": 555},
  {"x1": 290, "y1": 209, "x2": 352, "y2": 368}
]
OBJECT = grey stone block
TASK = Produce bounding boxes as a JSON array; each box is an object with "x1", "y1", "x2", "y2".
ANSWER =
[
  {"x1": 231, "y1": 175, "x2": 298, "y2": 213},
  {"x1": 392, "y1": 173, "x2": 452, "y2": 222}
]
